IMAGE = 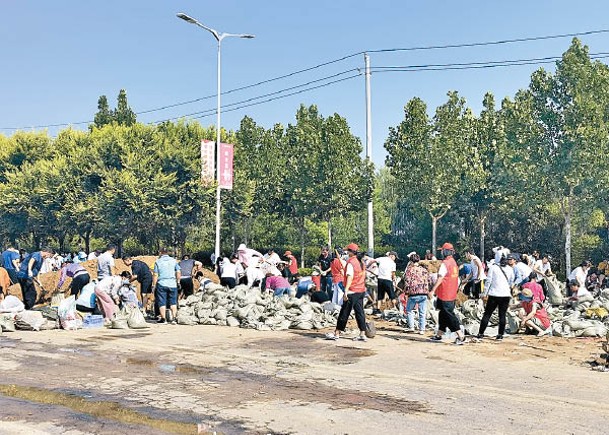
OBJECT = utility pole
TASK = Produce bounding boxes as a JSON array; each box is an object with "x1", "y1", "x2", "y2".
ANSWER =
[{"x1": 364, "y1": 53, "x2": 374, "y2": 257}]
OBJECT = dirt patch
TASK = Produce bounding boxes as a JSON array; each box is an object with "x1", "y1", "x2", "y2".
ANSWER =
[
  {"x1": 245, "y1": 336, "x2": 376, "y2": 365},
  {"x1": 121, "y1": 356, "x2": 428, "y2": 415}
]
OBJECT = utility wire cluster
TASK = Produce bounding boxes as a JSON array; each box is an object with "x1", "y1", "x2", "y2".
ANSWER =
[{"x1": 2, "y1": 28, "x2": 609, "y2": 131}]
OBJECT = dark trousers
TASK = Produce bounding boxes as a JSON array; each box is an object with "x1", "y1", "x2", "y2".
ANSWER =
[
  {"x1": 220, "y1": 277, "x2": 236, "y2": 289},
  {"x1": 464, "y1": 281, "x2": 482, "y2": 299},
  {"x1": 336, "y1": 292, "x2": 367, "y2": 332},
  {"x1": 322, "y1": 275, "x2": 333, "y2": 299},
  {"x1": 70, "y1": 273, "x2": 90, "y2": 297},
  {"x1": 479, "y1": 296, "x2": 511, "y2": 336},
  {"x1": 7, "y1": 269, "x2": 18, "y2": 285},
  {"x1": 18, "y1": 278, "x2": 37, "y2": 310},
  {"x1": 437, "y1": 298, "x2": 461, "y2": 333},
  {"x1": 76, "y1": 304, "x2": 102, "y2": 315},
  {"x1": 180, "y1": 277, "x2": 194, "y2": 297}
]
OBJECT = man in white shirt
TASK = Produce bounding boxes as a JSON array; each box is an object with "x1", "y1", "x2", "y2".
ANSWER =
[
  {"x1": 508, "y1": 255, "x2": 533, "y2": 287},
  {"x1": 465, "y1": 249, "x2": 486, "y2": 299},
  {"x1": 568, "y1": 260, "x2": 591, "y2": 296},
  {"x1": 368, "y1": 251, "x2": 398, "y2": 313},
  {"x1": 533, "y1": 254, "x2": 553, "y2": 294},
  {"x1": 492, "y1": 246, "x2": 510, "y2": 264},
  {"x1": 97, "y1": 245, "x2": 116, "y2": 280}
]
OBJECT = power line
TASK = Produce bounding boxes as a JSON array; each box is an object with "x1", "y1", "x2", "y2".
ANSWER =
[
  {"x1": 152, "y1": 52, "x2": 609, "y2": 123},
  {"x1": 153, "y1": 73, "x2": 363, "y2": 124},
  {"x1": 151, "y1": 69, "x2": 360, "y2": 123},
  {"x1": 137, "y1": 27, "x2": 609, "y2": 116},
  {"x1": 365, "y1": 28, "x2": 609, "y2": 54},
  {"x1": 3, "y1": 27, "x2": 609, "y2": 131},
  {"x1": 370, "y1": 52, "x2": 609, "y2": 73}
]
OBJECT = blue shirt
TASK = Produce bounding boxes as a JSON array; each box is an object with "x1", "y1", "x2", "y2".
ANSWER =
[
  {"x1": 459, "y1": 264, "x2": 472, "y2": 278},
  {"x1": 154, "y1": 255, "x2": 180, "y2": 288},
  {"x1": 17, "y1": 252, "x2": 43, "y2": 279},
  {"x1": 2, "y1": 250, "x2": 19, "y2": 270}
]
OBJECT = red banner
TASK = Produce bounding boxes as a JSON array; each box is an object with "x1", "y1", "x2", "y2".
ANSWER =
[
  {"x1": 200, "y1": 139, "x2": 215, "y2": 185},
  {"x1": 219, "y1": 142, "x2": 234, "y2": 190}
]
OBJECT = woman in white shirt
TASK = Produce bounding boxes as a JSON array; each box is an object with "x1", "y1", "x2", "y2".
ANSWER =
[{"x1": 477, "y1": 257, "x2": 514, "y2": 340}]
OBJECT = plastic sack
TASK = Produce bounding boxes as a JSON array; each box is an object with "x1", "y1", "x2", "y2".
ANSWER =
[
  {"x1": 0, "y1": 295, "x2": 25, "y2": 313},
  {"x1": 365, "y1": 320, "x2": 376, "y2": 338},
  {"x1": 51, "y1": 292, "x2": 66, "y2": 308},
  {"x1": 545, "y1": 276, "x2": 565, "y2": 306},
  {"x1": 58, "y1": 296, "x2": 82, "y2": 330},
  {"x1": 127, "y1": 307, "x2": 149, "y2": 329},
  {"x1": 0, "y1": 314, "x2": 16, "y2": 332},
  {"x1": 14, "y1": 311, "x2": 45, "y2": 331}
]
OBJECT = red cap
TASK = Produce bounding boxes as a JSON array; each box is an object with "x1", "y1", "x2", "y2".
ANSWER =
[
  {"x1": 441, "y1": 242, "x2": 454, "y2": 250},
  {"x1": 284, "y1": 250, "x2": 292, "y2": 256},
  {"x1": 344, "y1": 243, "x2": 360, "y2": 252}
]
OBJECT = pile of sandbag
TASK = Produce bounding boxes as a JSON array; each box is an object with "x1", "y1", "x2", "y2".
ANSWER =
[
  {"x1": 176, "y1": 284, "x2": 337, "y2": 331},
  {"x1": 6, "y1": 256, "x2": 220, "y2": 304}
]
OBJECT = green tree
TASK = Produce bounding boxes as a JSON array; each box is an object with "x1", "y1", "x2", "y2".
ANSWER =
[
  {"x1": 93, "y1": 95, "x2": 113, "y2": 128},
  {"x1": 114, "y1": 89, "x2": 136, "y2": 127},
  {"x1": 528, "y1": 38, "x2": 609, "y2": 272},
  {"x1": 386, "y1": 92, "x2": 476, "y2": 251}
]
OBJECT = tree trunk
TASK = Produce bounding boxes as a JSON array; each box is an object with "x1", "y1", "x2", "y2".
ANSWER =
[
  {"x1": 117, "y1": 239, "x2": 123, "y2": 258},
  {"x1": 300, "y1": 225, "x2": 306, "y2": 269},
  {"x1": 564, "y1": 195, "x2": 572, "y2": 275},
  {"x1": 479, "y1": 213, "x2": 486, "y2": 261},
  {"x1": 84, "y1": 230, "x2": 91, "y2": 255},
  {"x1": 327, "y1": 218, "x2": 332, "y2": 248},
  {"x1": 430, "y1": 208, "x2": 449, "y2": 254},
  {"x1": 57, "y1": 234, "x2": 66, "y2": 253},
  {"x1": 431, "y1": 216, "x2": 437, "y2": 254}
]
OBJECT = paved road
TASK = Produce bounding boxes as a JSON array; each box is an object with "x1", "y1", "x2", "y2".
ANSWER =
[{"x1": 0, "y1": 324, "x2": 607, "y2": 434}]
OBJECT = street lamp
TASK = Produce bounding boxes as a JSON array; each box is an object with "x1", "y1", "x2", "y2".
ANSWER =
[{"x1": 176, "y1": 12, "x2": 254, "y2": 261}]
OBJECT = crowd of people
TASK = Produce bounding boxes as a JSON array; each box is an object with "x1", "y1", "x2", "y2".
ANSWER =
[{"x1": 1, "y1": 241, "x2": 608, "y2": 345}]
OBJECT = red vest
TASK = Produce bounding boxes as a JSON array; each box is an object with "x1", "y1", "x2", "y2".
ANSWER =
[
  {"x1": 437, "y1": 256, "x2": 459, "y2": 301},
  {"x1": 344, "y1": 256, "x2": 366, "y2": 293},
  {"x1": 330, "y1": 258, "x2": 345, "y2": 284},
  {"x1": 288, "y1": 255, "x2": 298, "y2": 274}
]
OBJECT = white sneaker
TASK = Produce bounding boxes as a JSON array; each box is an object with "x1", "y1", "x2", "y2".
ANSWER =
[
  {"x1": 352, "y1": 335, "x2": 368, "y2": 342},
  {"x1": 325, "y1": 332, "x2": 339, "y2": 340},
  {"x1": 418, "y1": 330, "x2": 425, "y2": 335}
]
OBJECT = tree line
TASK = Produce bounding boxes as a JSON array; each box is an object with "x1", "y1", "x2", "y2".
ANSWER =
[{"x1": 1, "y1": 38, "x2": 609, "y2": 274}]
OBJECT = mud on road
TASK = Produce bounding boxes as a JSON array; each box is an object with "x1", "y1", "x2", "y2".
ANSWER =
[{"x1": 0, "y1": 323, "x2": 608, "y2": 434}]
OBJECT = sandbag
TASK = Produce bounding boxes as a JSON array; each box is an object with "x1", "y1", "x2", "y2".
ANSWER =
[
  {"x1": 0, "y1": 295, "x2": 24, "y2": 313},
  {"x1": 545, "y1": 276, "x2": 565, "y2": 306},
  {"x1": 177, "y1": 313, "x2": 198, "y2": 325},
  {"x1": 58, "y1": 296, "x2": 82, "y2": 330},
  {"x1": 127, "y1": 308, "x2": 149, "y2": 329},
  {"x1": 0, "y1": 314, "x2": 16, "y2": 332},
  {"x1": 365, "y1": 321, "x2": 376, "y2": 338},
  {"x1": 14, "y1": 311, "x2": 45, "y2": 331},
  {"x1": 111, "y1": 317, "x2": 129, "y2": 329}
]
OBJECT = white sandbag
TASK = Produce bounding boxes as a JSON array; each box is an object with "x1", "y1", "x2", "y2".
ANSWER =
[
  {"x1": 127, "y1": 308, "x2": 149, "y2": 329},
  {"x1": 0, "y1": 295, "x2": 25, "y2": 313},
  {"x1": 545, "y1": 276, "x2": 565, "y2": 305},
  {"x1": 15, "y1": 311, "x2": 45, "y2": 331}
]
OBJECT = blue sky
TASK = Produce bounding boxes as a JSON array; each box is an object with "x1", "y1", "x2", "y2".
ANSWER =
[{"x1": 2, "y1": 1, "x2": 609, "y2": 165}]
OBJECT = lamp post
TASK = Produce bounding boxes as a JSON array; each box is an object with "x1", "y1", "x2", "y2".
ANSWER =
[{"x1": 177, "y1": 12, "x2": 254, "y2": 261}]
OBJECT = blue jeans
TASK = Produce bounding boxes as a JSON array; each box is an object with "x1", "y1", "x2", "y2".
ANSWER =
[
  {"x1": 274, "y1": 287, "x2": 290, "y2": 297},
  {"x1": 406, "y1": 295, "x2": 428, "y2": 331}
]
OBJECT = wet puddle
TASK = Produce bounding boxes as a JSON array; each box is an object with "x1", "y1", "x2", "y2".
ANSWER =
[
  {"x1": 124, "y1": 355, "x2": 429, "y2": 414},
  {"x1": 0, "y1": 384, "x2": 198, "y2": 434}
]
